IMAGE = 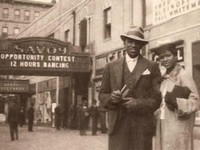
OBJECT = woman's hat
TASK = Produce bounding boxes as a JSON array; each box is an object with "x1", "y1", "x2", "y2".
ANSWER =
[{"x1": 120, "y1": 26, "x2": 148, "y2": 45}]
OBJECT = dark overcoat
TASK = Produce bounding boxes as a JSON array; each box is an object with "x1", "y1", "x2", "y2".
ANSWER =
[{"x1": 98, "y1": 55, "x2": 161, "y2": 150}]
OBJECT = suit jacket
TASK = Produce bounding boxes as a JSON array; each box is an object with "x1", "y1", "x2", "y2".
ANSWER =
[
  {"x1": 8, "y1": 105, "x2": 19, "y2": 124},
  {"x1": 98, "y1": 55, "x2": 161, "y2": 135}
]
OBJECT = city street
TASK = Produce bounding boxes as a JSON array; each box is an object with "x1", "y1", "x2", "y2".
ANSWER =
[
  {"x1": 0, "y1": 125, "x2": 108, "y2": 150},
  {"x1": 1, "y1": 124, "x2": 200, "y2": 150}
]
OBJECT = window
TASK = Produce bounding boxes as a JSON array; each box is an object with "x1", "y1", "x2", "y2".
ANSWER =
[
  {"x1": 79, "y1": 19, "x2": 87, "y2": 52},
  {"x1": 14, "y1": 9, "x2": 20, "y2": 20},
  {"x1": 14, "y1": 28, "x2": 20, "y2": 35},
  {"x1": 34, "y1": 11, "x2": 40, "y2": 20},
  {"x1": 64, "y1": 29, "x2": 70, "y2": 42},
  {"x1": 104, "y1": 7, "x2": 111, "y2": 39},
  {"x1": 24, "y1": 10, "x2": 30, "y2": 21},
  {"x1": 2, "y1": 27, "x2": 8, "y2": 38},
  {"x1": 2, "y1": 8, "x2": 9, "y2": 18}
]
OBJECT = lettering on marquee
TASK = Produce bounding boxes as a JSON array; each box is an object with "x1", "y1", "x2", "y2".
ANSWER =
[{"x1": 0, "y1": 37, "x2": 91, "y2": 75}]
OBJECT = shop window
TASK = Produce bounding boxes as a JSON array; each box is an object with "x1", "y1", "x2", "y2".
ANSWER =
[
  {"x1": 104, "y1": 7, "x2": 111, "y2": 39},
  {"x1": 34, "y1": 11, "x2": 40, "y2": 20},
  {"x1": 24, "y1": 10, "x2": 30, "y2": 21},
  {"x1": 2, "y1": 26, "x2": 8, "y2": 38},
  {"x1": 2, "y1": 8, "x2": 9, "y2": 19},
  {"x1": 14, "y1": 9, "x2": 20, "y2": 20},
  {"x1": 14, "y1": 27, "x2": 20, "y2": 35},
  {"x1": 64, "y1": 29, "x2": 70, "y2": 42}
]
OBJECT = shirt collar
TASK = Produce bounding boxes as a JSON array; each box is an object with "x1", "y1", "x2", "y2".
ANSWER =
[{"x1": 125, "y1": 54, "x2": 139, "y2": 62}]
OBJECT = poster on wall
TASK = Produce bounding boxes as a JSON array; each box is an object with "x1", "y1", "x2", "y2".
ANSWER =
[
  {"x1": 153, "y1": 0, "x2": 200, "y2": 24},
  {"x1": 35, "y1": 92, "x2": 51, "y2": 123}
]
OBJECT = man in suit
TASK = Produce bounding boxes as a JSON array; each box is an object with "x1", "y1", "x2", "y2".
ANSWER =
[
  {"x1": 28, "y1": 103, "x2": 34, "y2": 132},
  {"x1": 8, "y1": 100, "x2": 19, "y2": 141},
  {"x1": 98, "y1": 26, "x2": 161, "y2": 150},
  {"x1": 55, "y1": 104, "x2": 62, "y2": 130},
  {"x1": 89, "y1": 100, "x2": 99, "y2": 135}
]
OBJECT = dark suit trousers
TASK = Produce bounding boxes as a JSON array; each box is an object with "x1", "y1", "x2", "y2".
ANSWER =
[
  {"x1": 9, "y1": 121, "x2": 18, "y2": 140},
  {"x1": 109, "y1": 114, "x2": 153, "y2": 150}
]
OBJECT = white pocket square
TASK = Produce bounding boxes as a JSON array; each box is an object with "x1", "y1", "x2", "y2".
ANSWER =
[{"x1": 142, "y1": 69, "x2": 150, "y2": 75}]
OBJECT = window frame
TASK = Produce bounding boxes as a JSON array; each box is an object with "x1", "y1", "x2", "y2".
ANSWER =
[
  {"x1": 14, "y1": 9, "x2": 20, "y2": 20},
  {"x1": 2, "y1": 8, "x2": 9, "y2": 19},
  {"x1": 103, "y1": 7, "x2": 111, "y2": 40},
  {"x1": 2, "y1": 26, "x2": 8, "y2": 38},
  {"x1": 24, "y1": 10, "x2": 30, "y2": 21}
]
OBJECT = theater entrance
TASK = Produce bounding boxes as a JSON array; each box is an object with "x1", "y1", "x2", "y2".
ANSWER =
[{"x1": 0, "y1": 37, "x2": 92, "y2": 127}]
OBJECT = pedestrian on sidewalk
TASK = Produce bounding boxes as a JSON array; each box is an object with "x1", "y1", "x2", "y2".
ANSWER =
[
  {"x1": 89, "y1": 100, "x2": 99, "y2": 135},
  {"x1": 27, "y1": 103, "x2": 34, "y2": 132},
  {"x1": 154, "y1": 44, "x2": 200, "y2": 150},
  {"x1": 55, "y1": 104, "x2": 62, "y2": 130},
  {"x1": 8, "y1": 99, "x2": 19, "y2": 141},
  {"x1": 19, "y1": 106, "x2": 25, "y2": 127},
  {"x1": 78, "y1": 100, "x2": 89, "y2": 136}
]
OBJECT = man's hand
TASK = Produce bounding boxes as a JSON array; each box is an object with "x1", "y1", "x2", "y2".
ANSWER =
[
  {"x1": 122, "y1": 97, "x2": 137, "y2": 112},
  {"x1": 110, "y1": 90, "x2": 122, "y2": 105}
]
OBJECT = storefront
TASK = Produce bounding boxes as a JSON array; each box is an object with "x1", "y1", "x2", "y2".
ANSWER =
[{"x1": 0, "y1": 79, "x2": 30, "y2": 122}]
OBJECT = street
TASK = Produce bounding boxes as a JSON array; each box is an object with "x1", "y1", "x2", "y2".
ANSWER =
[
  {"x1": 0, "y1": 125, "x2": 108, "y2": 150},
  {"x1": 1, "y1": 124, "x2": 200, "y2": 150}
]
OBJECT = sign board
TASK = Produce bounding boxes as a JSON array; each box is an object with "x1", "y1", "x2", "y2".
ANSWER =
[
  {"x1": 152, "y1": 46, "x2": 184, "y2": 62},
  {"x1": 153, "y1": 0, "x2": 200, "y2": 25},
  {"x1": 0, "y1": 37, "x2": 91, "y2": 76},
  {"x1": 0, "y1": 80, "x2": 29, "y2": 93}
]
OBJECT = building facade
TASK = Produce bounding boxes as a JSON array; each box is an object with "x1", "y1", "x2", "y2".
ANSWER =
[
  {"x1": 0, "y1": 0, "x2": 55, "y2": 124},
  {"x1": 0, "y1": 0, "x2": 54, "y2": 38},
  {"x1": 14, "y1": 0, "x2": 200, "y2": 125}
]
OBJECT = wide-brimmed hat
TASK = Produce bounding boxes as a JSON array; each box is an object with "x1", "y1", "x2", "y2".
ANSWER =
[{"x1": 120, "y1": 26, "x2": 148, "y2": 45}]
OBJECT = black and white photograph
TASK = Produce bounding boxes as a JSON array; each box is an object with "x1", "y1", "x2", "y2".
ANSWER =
[{"x1": 0, "y1": 0, "x2": 200, "y2": 150}]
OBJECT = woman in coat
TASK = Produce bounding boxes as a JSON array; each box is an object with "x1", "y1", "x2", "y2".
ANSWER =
[{"x1": 154, "y1": 44, "x2": 200, "y2": 150}]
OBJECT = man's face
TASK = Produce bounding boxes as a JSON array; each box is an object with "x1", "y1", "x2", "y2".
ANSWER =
[{"x1": 124, "y1": 38, "x2": 143, "y2": 58}]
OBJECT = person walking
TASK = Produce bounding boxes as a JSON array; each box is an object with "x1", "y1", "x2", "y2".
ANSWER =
[
  {"x1": 19, "y1": 106, "x2": 25, "y2": 127},
  {"x1": 98, "y1": 26, "x2": 162, "y2": 150},
  {"x1": 8, "y1": 100, "x2": 19, "y2": 141},
  {"x1": 89, "y1": 100, "x2": 99, "y2": 135},
  {"x1": 54, "y1": 104, "x2": 62, "y2": 130},
  {"x1": 27, "y1": 103, "x2": 34, "y2": 132},
  {"x1": 154, "y1": 44, "x2": 200, "y2": 150},
  {"x1": 78, "y1": 101, "x2": 89, "y2": 136}
]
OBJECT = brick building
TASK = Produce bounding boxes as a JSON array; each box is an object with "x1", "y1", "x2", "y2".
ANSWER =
[{"x1": 0, "y1": 0, "x2": 54, "y2": 38}]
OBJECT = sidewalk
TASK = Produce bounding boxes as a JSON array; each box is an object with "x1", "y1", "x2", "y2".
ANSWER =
[
  {"x1": 1, "y1": 124, "x2": 200, "y2": 150},
  {"x1": 0, "y1": 125, "x2": 108, "y2": 150}
]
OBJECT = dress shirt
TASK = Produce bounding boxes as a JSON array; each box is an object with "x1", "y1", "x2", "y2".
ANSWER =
[{"x1": 125, "y1": 54, "x2": 138, "y2": 72}]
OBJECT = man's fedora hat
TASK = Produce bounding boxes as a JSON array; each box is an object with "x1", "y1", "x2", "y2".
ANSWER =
[{"x1": 121, "y1": 26, "x2": 148, "y2": 45}]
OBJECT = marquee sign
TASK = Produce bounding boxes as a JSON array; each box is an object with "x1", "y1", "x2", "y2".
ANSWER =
[
  {"x1": 0, "y1": 80, "x2": 29, "y2": 93},
  {"x1": 0, "y1": 37, "x2": 91, "y2": 76}
]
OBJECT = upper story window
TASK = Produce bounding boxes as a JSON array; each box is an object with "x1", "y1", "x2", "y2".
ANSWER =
[
  {"x1": 2, "y1": 8, "x2": 9, "y2": 19},
  {"x1": 103, "y1": 7, "x2": 111, "y2": 39},
  {"x1": 14, "y1": 27, "x2": 20, "y2": 35},
  {"x1": 64, "y1": 29, "x2": 70, "y2": 42},
  {"x1": 14, "y1": 9, "x2": 20, "y2": 20},
  {"x1": 34, "y1": 11, "x2": 40, "y2": 20},
  {"x1": 2, "y1": 26, "x2": 8, "y2": 38},
  {"x1": 24, "y1": 10, "x2": 30, "y2": 21}
]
